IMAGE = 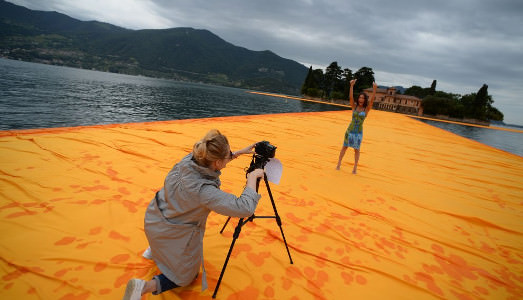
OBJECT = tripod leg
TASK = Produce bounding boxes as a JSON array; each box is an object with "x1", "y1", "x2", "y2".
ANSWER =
[
  {"x1": 219, "y1": 216, "x2": 231, "y2": 234},
  {"x1": 212, "y1": 217, "x2": 244, "y2": 298},
  {"x1": 263, "y1": 175, "x2": 294, "y2": 264}
]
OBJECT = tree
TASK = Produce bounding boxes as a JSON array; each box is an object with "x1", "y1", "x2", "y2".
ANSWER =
[
  {"x1": 429, "y1": 80, "x2": 437, "y2": 95},
  {"x1": 324, "y1": 61, "x2": 343, "y2": 98},
  {"x1": 423, "y1": 96, "x2": 450, "y2": 116},
  {"x1": 342, "y1": 68, "x2": 353, "y2": 99},
  {"x1": 487, "y1": 106, "x2": 504, "y2": 121},
  {"x1": 460, "y1": 93, "x2": 476, "y2": 118},
  {"x1": 404, "y1": 85, "x2": 424, "y2": 98},
  {"x1": 473, "y1": 84, "x2": 489, "y2": 121},
  {"x1": 312, "y1": 69, "x2": 324, "y2": 87},
  {"x1": 433, "y1": 91, "x2": 460, "y2": 101},
  {"x1": 459, "y1": 84, "x2": 503, "y2": 122},
  {"x1": 353, "y1": 67, "x2": 374, "y2": 95},
  {"x1": 301, "y1": 66, "x2": 314, "y2": 94},
  {"x1": 404, "y1": 85, "x2": 433, "y2": 98},
  {"x1": 306, "y1": 68, "x2": 325, "y2": 98},
  {"x1": 300, "y1": 64, "x2": 374, "y2": 100}
]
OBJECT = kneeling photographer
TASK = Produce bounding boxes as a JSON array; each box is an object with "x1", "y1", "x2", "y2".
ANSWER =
[{"x1": 122, "y1": 129, "x2": 265, "y2": 300}]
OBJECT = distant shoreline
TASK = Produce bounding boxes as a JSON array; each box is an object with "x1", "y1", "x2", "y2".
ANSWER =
[
  {"x1": 409, "y1": 115, "x2": 523, "y2": 133},
  {"x1": 253, "y1": 92, "x2": 523, "y2": 133}
]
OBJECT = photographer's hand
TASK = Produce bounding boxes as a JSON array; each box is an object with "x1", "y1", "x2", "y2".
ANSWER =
[
  {"x1": 246, "y1": 168, "x2": 264, "y2": 191},
  {"x1": 233, "y1": 143, "x2": 257, "y2": 158}
]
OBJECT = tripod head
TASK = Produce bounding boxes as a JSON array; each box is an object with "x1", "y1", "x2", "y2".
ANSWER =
[
  {"x1": 245, "y1": 141, "x2": 276, "y2": 177},
  {"x1": 245, "y1": 154, "x2": 269, "y2": 175}
]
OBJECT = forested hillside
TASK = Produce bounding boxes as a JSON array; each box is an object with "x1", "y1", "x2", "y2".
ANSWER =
[{"x1": 0, "y1": 0, "x2": 308, "y2": 94}]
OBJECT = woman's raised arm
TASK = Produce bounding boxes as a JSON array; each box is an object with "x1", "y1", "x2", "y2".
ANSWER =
[
  {"x1": 366, "y1": 82, "x2": 378, "y2": 114},
  {"x1": 349, "y1": 79, "x2": 356, "y2": 109}
]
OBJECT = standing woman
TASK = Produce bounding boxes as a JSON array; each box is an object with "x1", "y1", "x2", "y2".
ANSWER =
[
  {"x1": 122, "y1": 129, "x2": 265, "y2": 300},
  {"x1": 336, "y1": 79, "x2": 377, "y2": 173}
]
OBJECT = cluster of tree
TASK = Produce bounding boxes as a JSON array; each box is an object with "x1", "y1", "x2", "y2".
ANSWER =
[
  {"x1": 301, "y1": 62, "x2": 375, "y2": 100},
  {"x1": 405, "y1": 81, "x2": 503, "y2": 121},
  {"x1": 301, "y1": 61, "x2": 504, "y2": 122}
]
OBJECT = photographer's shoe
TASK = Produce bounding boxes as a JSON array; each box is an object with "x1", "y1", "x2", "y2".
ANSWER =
[
  {"x1": 122, "y1": 279, "x2": 145, "y2": 300},
  {"x1": 142, "y1": 247, "x2": 152, "y2": 260}
]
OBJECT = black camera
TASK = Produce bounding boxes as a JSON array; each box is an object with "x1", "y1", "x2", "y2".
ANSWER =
[
  {"x1": 246, "y1": 141, "x2": 276, "y2": 175},
  {"x1": 254, "y1": 141, "x2": 276, "y2": 159}
]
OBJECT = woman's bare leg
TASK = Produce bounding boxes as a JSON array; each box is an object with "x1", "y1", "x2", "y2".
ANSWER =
[
  {"x1": 336, "y1": 146, "x2": 348, "y2": 170},
  {"x1": 352, "y1": 149, "x2": 360, "y2": 174}
]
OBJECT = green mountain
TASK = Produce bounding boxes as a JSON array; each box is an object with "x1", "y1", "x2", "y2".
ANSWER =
[{"x1": 0, "y1": 0, "x2": 308, "y2": 94}]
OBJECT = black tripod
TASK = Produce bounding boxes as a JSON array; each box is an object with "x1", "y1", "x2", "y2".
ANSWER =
[{"x1": 212, "y1": 173, "x2": 294, "y2": 298}]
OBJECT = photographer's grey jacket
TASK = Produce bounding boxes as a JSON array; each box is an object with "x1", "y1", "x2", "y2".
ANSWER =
[{"x1": 144, "y1": 153, "x2": 260, "y2": 290}]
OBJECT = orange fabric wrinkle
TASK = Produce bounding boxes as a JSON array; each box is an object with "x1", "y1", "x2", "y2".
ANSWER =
[
  {"x1": 54, "y1": 237, "x2": 76, "y2": 246},
  {"x1": 110, "y1": 254, "x2": 130, "y2": 264},
  {"x1": 0, "y1": 110, "x2": 521, "y2": 299},
  {"x1": 108, "y1": 231, "x2": 130, "y2": 242}
]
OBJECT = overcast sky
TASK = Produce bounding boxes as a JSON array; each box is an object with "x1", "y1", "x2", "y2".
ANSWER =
[{"x1": 8, "y1": 0, "x2": 523, "y2": 125}]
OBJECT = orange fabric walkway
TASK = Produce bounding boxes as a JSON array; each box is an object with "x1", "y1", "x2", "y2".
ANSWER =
[{"x1": 0, "y1": 110, "x2": 522, "y2": 299}]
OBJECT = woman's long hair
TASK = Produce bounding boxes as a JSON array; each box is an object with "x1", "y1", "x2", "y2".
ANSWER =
[{"x1": 193, "y1": 129, "x2": 230, "y2": 167}]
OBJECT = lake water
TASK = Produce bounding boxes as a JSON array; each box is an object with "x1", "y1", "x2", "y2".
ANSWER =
[
  {"x1": 1, "y1": 58, "x2": 521, "y2": 157},
  {"x1": 0, "y1": 58, "x2": 343, "y2": 130},
  {"x1": 416, "y1": 119, "x2": 523, "y2": 156}
]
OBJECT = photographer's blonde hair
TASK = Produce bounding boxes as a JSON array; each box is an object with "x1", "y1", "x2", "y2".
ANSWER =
[{"x1": 193, "y1": 129, "x2": 230, "y2": 167}]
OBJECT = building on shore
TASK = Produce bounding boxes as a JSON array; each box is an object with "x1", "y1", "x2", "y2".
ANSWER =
[{"x1": 363, "y1": 87, "x2": 423, "y2": 116}]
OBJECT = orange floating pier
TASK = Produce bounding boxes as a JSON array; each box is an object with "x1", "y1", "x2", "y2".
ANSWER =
[{"x1": 0, "y1": 110, "x2": 522, "y2": 299}]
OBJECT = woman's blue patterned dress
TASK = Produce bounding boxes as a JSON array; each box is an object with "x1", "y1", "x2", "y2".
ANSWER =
[{"x1": 343, "y1": 110, "x2": 366, "y2": 149}]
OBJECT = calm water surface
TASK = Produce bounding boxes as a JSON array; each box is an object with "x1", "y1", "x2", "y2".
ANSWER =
[
  {"x1": 417, "y1": 119, "x2": 522, "y2": 156},
  {"x1": 0, "y1": 58, "x2": 343, "y2": 130},
  {"x1": 1, "y1": 58, "x2": 521, "y2": 156}
]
